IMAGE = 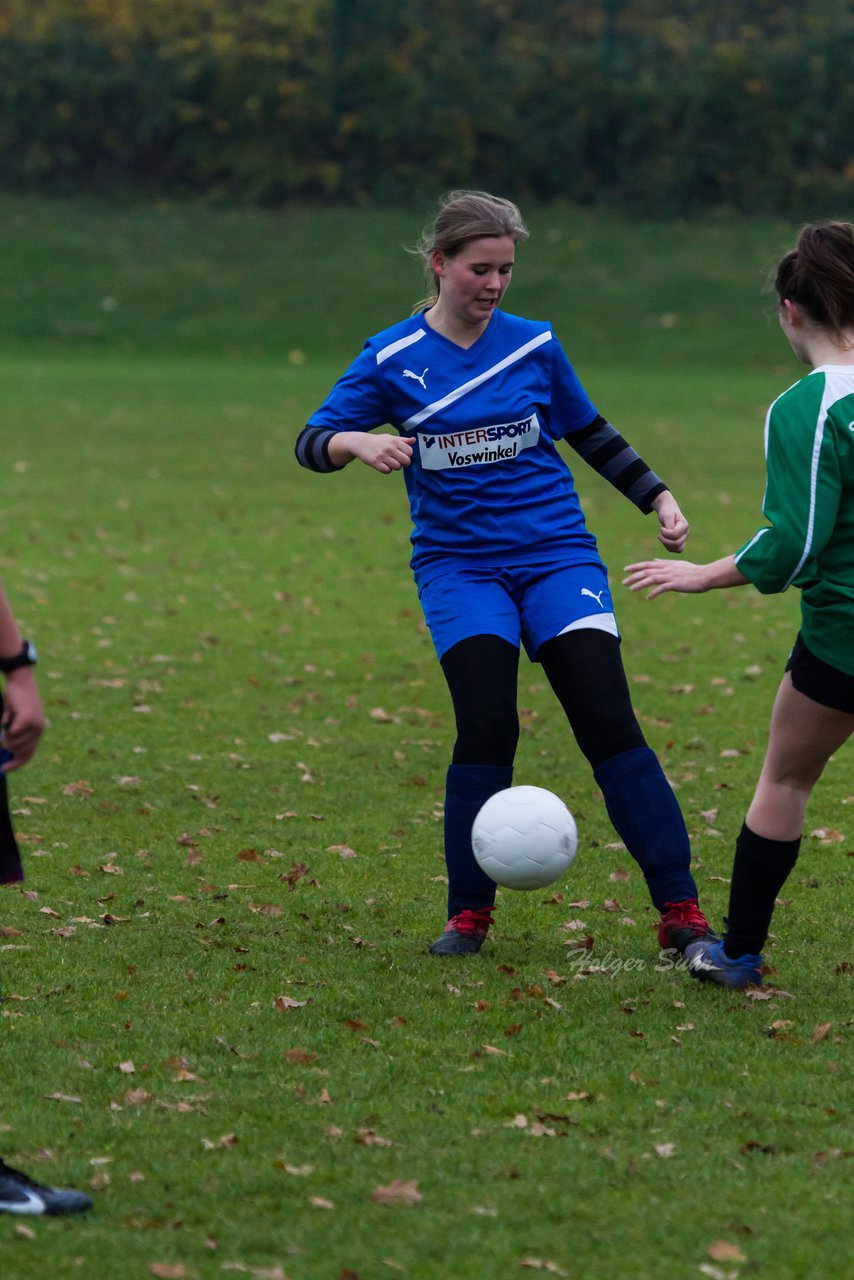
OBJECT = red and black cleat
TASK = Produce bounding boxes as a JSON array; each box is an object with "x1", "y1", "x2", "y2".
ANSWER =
[
  {"x1": 429, "y1": 906, "x2": 495, "y2": 956},
  {"x1": 658, "y1": 899, "x2": 718, "y2": 956}
]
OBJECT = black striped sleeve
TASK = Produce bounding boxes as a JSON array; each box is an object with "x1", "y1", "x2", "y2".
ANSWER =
[
  {"x1": 294, "y1": 425, "x2": 344, "y2": 473},
  {"x1": 564, "y1": 415, "x2": 667, "y2": 513}
]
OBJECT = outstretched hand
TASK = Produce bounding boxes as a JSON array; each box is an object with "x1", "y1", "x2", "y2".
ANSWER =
[
  {"x1": 623, "y1": 559, "x2": 711, "y2": 598},
  {"x1": 624, "y1": 553, "x2": 748, "y2": 599}
]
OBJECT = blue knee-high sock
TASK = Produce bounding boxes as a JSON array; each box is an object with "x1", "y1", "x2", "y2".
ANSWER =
[
  {"x1": 444, "y1": 763, "x2": 514, "y2": 918},
  {"x1": 593, "y1": 747, "x2": 696, "y2": 911}
]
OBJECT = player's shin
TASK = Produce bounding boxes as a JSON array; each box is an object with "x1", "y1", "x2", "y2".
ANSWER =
[
  {"x1": 722, "y1": 822, "x2": 801, "y2": 957},
  {"x1": 444, "y1": 763, "x2": 513, "y2": 916},
  {"x1": 593, "y1": 746, "x2": 697, "y2": 909}
]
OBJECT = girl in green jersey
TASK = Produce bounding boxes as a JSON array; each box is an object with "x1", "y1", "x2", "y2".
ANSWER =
[{"x1": 624, "y1": 221, "x2": 854, "y2": 989}]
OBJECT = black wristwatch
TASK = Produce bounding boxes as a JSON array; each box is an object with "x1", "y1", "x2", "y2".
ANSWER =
[{"x1": 0, "y1": 639, "x2": 37, "y2": 674}]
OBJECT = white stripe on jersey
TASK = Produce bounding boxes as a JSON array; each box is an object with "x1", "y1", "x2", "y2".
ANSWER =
[
  {"x1": 734, "y1": 527, "x2": 769, "y2": 564},
  {"x1": 733, "y1": 379, "x2": 805, "y2": 575},
  {"x1": 782, "y1": 393, "x2": 828, "y2": 589},
  {"x1": 376, "y1": 329, "x2": 427, "y2": 365},
  {"x1": 402, "y1": 330, "x2": 553, "y2": 429},
  {"x1": 782, "y1": 369, "x2": 854, "y2": 589},
  {"x1": 736, "y1": 369, "x2": 854, "y2": 587},
  {"x1": 783, "y1": 368, "x2": 854, "y2": 587}
]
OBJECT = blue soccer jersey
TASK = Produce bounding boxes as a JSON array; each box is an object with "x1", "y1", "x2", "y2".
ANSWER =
[{"x1": 304, "y1": 311, "x2": 603, "y2": 584}]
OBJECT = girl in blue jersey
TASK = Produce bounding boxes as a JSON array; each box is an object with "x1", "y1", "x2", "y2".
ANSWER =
[
  {"x1": 626, "y1": 221, "x2": 854, "y2": 988},
  {"x1": 296, "y1": 190, "x2": 715, "y2": 958}
]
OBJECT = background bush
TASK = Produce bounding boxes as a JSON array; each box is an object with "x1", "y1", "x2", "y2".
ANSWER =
[{"x1": 1, "y1": 0, "x2": 852, "y2": 214}]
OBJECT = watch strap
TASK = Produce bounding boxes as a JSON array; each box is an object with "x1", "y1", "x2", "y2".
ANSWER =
[{"x1": 0, "y1": 639, "x2": 37, "y2": 674}]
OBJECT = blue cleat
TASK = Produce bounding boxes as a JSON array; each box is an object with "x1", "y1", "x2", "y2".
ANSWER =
[
  {"x1": 684, "y1": 938, "x2": 763, "y2": 989},
  {"x1": 0, "y1": 1160, "x2": 92, "y2": 1215}
]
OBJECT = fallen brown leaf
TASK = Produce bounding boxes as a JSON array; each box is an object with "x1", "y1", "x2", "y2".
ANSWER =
[
  {"x1": 708, "y1": 1240, "x2": 747, "y2": 1263},
  {"x1": 201, "y1": 1133, "x2": 238, "y2": 1150},
  {"x1": 284, "y1": 1048, "x2": 317, "y2": 1065},
  {"x1": 744, "y1": 987, "x2": 793, "y2": 1001},
  {"x1": 809, "y1": 827, "x2": 844, "y2": 842},
  {"x1": 221, "y1": 1266, "x2": 291, "y2": 1280},
  {"x1": 519, "y1": 1259, "x2": 570, "y2": 1276},
  {"x1": 327, "y1": 844, "x2": 358, "y2": 859},
  {"x1": 370, "y1": 1179, "x2": 422, "y2": 1207},
  {"x1": 355, "y1": 1129, "x2": 393, "y2": 1148},
  {"x1": 124, "y1": 1088, "x2": 154, "y2": 1105},
  {"x1": 280, "y1": 862, "x2": 309, "y2": 890},
  {"x1": 63, "y1": 780, "x2": 93, "y2": 796}
]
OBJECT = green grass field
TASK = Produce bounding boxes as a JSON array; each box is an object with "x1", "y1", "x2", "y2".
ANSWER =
[{"x1": 0, "y1": 194, "x2": 851, "y2": 1280}]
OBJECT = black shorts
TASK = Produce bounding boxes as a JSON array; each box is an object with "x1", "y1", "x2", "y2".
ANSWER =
[{"x1": 785, "y1": 633, "x2": 854, "y2": 714}]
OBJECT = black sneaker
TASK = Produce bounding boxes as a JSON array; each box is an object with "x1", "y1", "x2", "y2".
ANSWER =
[
  {"x1": 429, "y1": 906, "x2": 495, "y2": 956},
  {"x1": 0, "y1": 1159, "x2": 93, "y2": 1215}
]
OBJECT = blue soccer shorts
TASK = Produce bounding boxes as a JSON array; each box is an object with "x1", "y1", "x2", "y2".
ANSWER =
[{"x1": 418, "y1": 560, "x2": 619, "y2": 661}]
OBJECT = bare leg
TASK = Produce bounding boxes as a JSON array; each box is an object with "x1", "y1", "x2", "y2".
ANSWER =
[
  {"x1": 746, "y1": 674, "x2": 854, "y2": 840},
  {"x1": 686, "y1": 674, "x2": 854, "y2": 980}
]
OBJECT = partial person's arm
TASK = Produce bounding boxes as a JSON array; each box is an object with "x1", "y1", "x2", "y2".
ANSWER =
[
  {"x1": 0, "y1": 582, "x2": 44, "y2": 771},
  {"x1": 623, "y1": 554, "x2": 749, "y2": 598},
  {"x1": 733, "y1": 383, "x2": 841, "y2": 594},
  {"x1": 295, "y1": 426, "x2": 414, "y2": 474},
  {"x1": 565, "y1": 415, "x2": 688, "y2": 552},
  {"x1": 294, "y1": 342, "x2": 415, "y2": 476}
]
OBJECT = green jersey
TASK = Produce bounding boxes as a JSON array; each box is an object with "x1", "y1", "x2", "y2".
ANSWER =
[{"x1": 735, "y1": 365, "x2": 854, "y2": 676}]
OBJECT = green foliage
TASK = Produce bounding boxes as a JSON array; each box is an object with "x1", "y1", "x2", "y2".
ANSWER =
[
  {"x1": 0, "y1": 191, "x2": 797, "y2": 369},
  {"x1": 1, "y1": 2, "x2": 853, "y2": 212}
]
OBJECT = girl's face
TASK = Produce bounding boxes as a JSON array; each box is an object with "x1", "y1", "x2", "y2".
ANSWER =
[{"x1": 432, "y1": 235, "x2": 516, "y2": 328}]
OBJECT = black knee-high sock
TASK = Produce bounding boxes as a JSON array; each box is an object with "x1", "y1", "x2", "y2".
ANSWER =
[
  {"x1": 0, "y1": 773, "x2": 23, "y2": 884},
  {"x1": 723, "y1": 822, "x2": 801, "y2": 958}
]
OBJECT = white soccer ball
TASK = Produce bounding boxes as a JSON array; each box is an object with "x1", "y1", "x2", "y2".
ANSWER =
[{"x1": 472, "y1": 785, "x2": 578, "y2": 890}]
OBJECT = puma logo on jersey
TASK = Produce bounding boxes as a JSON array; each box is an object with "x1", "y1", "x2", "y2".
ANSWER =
[
  {"x1": 580, "y1": 587, "x2": 606, "y2": 607},
  {"x1": 403, "y1": 368, "x2": 429, "y2": 390}
]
